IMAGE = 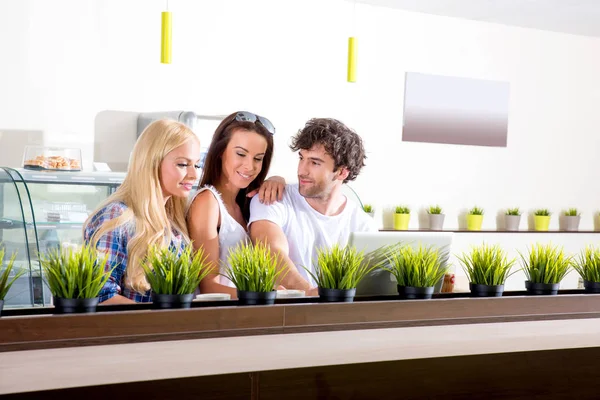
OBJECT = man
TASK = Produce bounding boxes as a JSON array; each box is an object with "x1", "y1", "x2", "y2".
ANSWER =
[{"x1": 249, "y1": 118, "x2": 377, "y2": 293}]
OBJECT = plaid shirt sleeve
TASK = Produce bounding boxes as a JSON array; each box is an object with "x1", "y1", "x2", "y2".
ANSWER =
[{"x1": 83, "y1": 202, "x2": 129, "y2": 302}]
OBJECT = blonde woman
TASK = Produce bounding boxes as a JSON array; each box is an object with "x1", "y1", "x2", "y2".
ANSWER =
[{"x1": 83, "y1": 119, "x2": 200, "y2": 304}]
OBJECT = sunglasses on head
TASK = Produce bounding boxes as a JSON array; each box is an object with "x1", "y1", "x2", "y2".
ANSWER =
[{"x1": 234, "y1": 111, "x2": 276, "y2": 135}]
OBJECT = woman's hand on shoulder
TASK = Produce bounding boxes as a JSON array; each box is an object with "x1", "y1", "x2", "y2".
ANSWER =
[{"x1": 247, "y1": 176, "x2": 286, "y2": 205}]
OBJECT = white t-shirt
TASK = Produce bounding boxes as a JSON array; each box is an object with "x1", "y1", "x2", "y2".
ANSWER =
[{"x1": 248, "y1": 184, "x2": 377, "y2": 286}]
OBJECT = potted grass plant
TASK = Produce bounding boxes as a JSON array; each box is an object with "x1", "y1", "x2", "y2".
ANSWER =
[
  {"x1": 394, "y1": 205, "x2": 411, "y2": 230},
  {"x1": 0, "y1": 247, "x2": 26, "y2": 317},
  {"x1": 533, "y1": 209, "x2": 551, "y2": 231},
  {"x1": 505, "y1": 208, "x2": 521, "y2": 231},
  {"x1": 223, "y1": 241, "x2": 284, "y2": 306},
  {"x1": 563, "y1": 208, "x2": 581, "y2": 232},
  {"x1": 363, "y1": 204, "x2": 375, "y2": 218},
  {"x1": 41, "y1": 244, "x2": 113, "y2": 314},
  {"x1": 386, "y1": 245, "x2": 448, "y2": 300},
  {"x1": 466, "y1": 206, "x2": 484, "y2": 231},
  {"x1": 572, "y1": 246, "x2": 600, "y2": 293},
  {"x1": 458, "y1": 243, "x2": 516, "y2": 297},
  {"x1": 427, "y1": 205, "x2": 445, "y2": 230},
  {"x1": 142, "y1": 244, "x2": 211, "y2": 309},
  {"x1": 305, "y1": 244, "x2": 379, "y2": 302},
  {"x1": 519, "y1": 243, "x2": 572, "y2": 295}
]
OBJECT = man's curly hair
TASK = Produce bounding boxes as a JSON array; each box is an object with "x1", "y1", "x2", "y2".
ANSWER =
[{"x1": 290, "y1": 118, "x2": 366, "y2": 183}]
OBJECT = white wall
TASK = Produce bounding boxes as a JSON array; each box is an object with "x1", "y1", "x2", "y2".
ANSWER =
[{"x1": 2, "y1": 0, "x2": 600, "y2": 289}]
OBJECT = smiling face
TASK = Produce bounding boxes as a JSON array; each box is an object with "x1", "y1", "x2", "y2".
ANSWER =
[
  {"x1": 297, "y1": 143, "x2": 347, "y2": 199},
  {"x1": 220, "y1": 128, "x2": 268, "y2": 190},
  {"x1": 160, "y1": 139, "x2": 201, "y2": 199}
]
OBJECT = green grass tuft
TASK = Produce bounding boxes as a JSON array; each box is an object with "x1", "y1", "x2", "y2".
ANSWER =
[
  {"x1": 469, "y1": 206, "x2": 484, "y2": 215},
  {"x1": 223, "y1": 241, "x2": 284, "y2": 292},
  {"x1": 305, "y1": 245, "x2": 382, "y2": 290},
  {"x1": 143, "y1": 244, "x2": 211, "y2": 295},
  {"x1": 458, "y1": 243, "x2": 516, "y2": 285},
  {"x1": 41, "y1": 244, "x2": 113, "y2": 299},
  {"x1": 0, "y1": 247, "x2": 26, "y2": 300},
  {"x1": 572, "y1": 246, "x2": 600, "y2": 283},
  {"x1": 519, "y1": 243, "x2": 571, "y2": 284},
  {"x1": 428, "y1": 205, "x2": 443, "y2": 214},
  {"x1": 385, "y1": 244, "x2": 448, "y2": 288},
  {"x1": 395, "y1": 205, "x2": 410, "y2": 214}
]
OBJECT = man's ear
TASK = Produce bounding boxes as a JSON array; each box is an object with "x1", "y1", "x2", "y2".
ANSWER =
[{"x1": 336, "y1": 167, "x2": 350, "y2": 182}]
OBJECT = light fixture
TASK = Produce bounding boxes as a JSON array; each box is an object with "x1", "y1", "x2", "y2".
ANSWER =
[
  {"x1": 161, "y1": 1, "x2": 172, "y2": 64},
  {"x1": 347, "y1": 0, "x2": 357, "y2": 82},
  {"x1": 347, "y1": 37, "x2": 356, "y2": 82}
]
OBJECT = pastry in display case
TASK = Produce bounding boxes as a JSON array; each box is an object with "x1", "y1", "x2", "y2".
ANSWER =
[{"x1": 22, "y1": 146, "x2": 82, "y2": 171}]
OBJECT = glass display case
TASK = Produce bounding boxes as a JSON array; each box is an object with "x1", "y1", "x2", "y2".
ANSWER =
[
  {"x1": 0, "y1": 167, "x2": 125, "y2": 308},
  {"x1": 0, "y1": 165, "x2": 364, "y2": 309}
]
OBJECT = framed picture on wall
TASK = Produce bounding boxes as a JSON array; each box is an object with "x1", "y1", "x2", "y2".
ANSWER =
[{"x1": 402, "y1": 72, "x2": 510, "y2": 147}]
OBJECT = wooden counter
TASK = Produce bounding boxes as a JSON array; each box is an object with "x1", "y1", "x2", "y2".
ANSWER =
[{"x1": 2, "y1": 293, "x2": 600, "y2": 399}]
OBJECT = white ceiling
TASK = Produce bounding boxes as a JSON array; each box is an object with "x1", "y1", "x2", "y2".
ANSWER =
[{"x1": 357, "y1": 0, "x2": 600, "y2": 38}]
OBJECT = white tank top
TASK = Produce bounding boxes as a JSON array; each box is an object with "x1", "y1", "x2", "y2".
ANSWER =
[{"x1": 188, "y1": 185, "x2": 249, "y2": 287}]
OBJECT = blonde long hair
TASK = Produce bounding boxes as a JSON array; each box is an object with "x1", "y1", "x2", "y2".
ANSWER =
[{"x1": 84, "y1": 119, "x2": 198, "y2": 293}]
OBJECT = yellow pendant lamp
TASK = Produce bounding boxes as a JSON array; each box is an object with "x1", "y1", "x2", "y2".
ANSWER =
[
  {"x1": 161, "y1": 1, "x2": 172, "y2": 64},
  {"x1": 347, "y1": 37, "x2": 356, "y2": 82},
  {"x1": 347, "y1": 0, "x2": 357, "y2": 82}
]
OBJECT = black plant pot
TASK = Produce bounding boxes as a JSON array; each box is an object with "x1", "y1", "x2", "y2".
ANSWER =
[
  {"x1": 525, "y1": 281, "x2": 559, "y2": 296},
  {"x1": 151, "y1": 293, "x2": 194, "y2": 309},
  {"x1": 318, "y1": 287, "x2": 356, "y2": 303},
  {"x1": 469, "y1": 283, "x2": 504, "y2": 297},
  {"x1": 0, "y1": 299, "x2": 3, "y2": 317},
  {"x1": 583, "y1": 280, "x2": 600, "y2": 294},
  {"x1": 53, "y1": 297, "x2": 99, "y2": 314},
  {"x1": 237, "y1": 290, "x2": 277, "y2": 306},
  {"x1": 397, "y1": 285, "x2": 434, "y2": 300}
]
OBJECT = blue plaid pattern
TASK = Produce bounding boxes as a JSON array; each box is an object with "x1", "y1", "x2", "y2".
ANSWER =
[{"x1": 83, "y1": 202, "x2": 185, "y2": 303}]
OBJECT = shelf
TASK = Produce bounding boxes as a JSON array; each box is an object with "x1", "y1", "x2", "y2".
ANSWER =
[
  {"x1": 35, "y1": 222, "x2": 83, "y2": 230},
  {"x1": 1, "y1": 219, "x2": 83, "y2": 230},
  {"x1": 0, "y1": 219, "x2": 19, "y2": 230},
  {"x1": 4, "y1": 168, "x2": 126, "y2": 185},
  {"x1": 379, "y1": 229, "x2": 600, "y2": 234}
]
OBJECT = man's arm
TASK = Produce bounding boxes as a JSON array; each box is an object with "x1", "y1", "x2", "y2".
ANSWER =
[{"x1": 249, "y1": 220, "x2": 312, "y2": 291}]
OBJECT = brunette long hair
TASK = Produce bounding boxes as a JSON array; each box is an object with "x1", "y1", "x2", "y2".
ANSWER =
[{"x1": 199, "y1": 112, "x2": 274, "y2": 221}]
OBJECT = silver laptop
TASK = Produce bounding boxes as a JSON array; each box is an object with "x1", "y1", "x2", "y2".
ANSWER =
[{"x1": 349, "y1": 231, "x2": 454, "y2": 296}]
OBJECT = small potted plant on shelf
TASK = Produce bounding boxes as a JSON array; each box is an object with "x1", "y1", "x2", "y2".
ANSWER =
[
  {"x1": 519, "y1": 243, "x2": 572, "y2": 295},
  {"x1": 563, "y1": 208, "x2": 581, "y2": 232},
  {"x1": 143, "y1": 244, "x2": 211, "y2": 309},
  {"x1": 427, "y1": 205, "x2": 445, "y2": 230},
  {"x1": 385, "y1": 245, "x2": 448, "y2": 300},
  {"x1": 394, "y1": 205, "x2": 411, "y2": 230},
  {"x1": 572, "y1": 246, "x2": 600, "y2": 293},
  {"x1": 223, "y1": 241, "x2": 284, "y2": 306},
  {"x1": 466, "y1": 206, "x2": 484, "y2": 231},
  {"x1": 458, "y1": 243, "x2": 516, "y2": 297},
  {"x1": 41, "y1": 244, "x2": 113, "y2": 314},
  {"x1": 504, "y1": 208, "x2": 521, "y2": 231},
  {"x1": 305, "y1": 244, "x2": 379, "y2": 303},
  {"x1": 0, "y1": 247, "x2": 26, "y2": 317},
  {"x1": 533, "y1": 209, "x2": 551, "y2": 231},
  {"x1": 363, "y1": 204, "x2": 375, "y2": 218}
]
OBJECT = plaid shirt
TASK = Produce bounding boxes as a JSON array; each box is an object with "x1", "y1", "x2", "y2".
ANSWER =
[{"x1": 83, "y1": 201, "x2": 186, "y2": 303}]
